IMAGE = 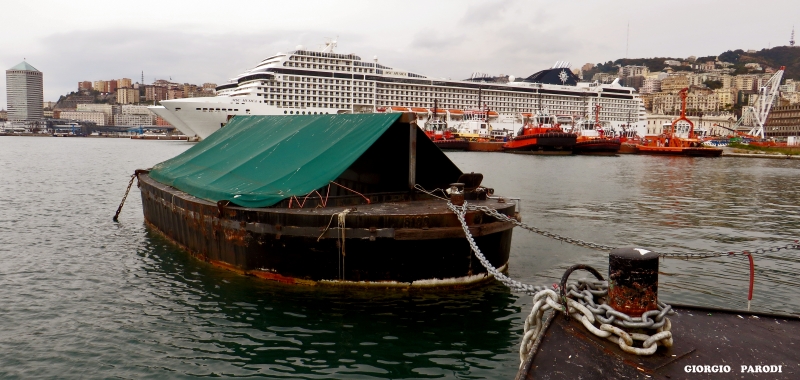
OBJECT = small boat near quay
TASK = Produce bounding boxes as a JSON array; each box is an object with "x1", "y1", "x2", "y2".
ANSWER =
[{"x1": 136, "y1": 113, "x2": 517, "y2": 287}]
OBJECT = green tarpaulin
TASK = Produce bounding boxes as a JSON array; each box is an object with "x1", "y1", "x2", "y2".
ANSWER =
[{"x1": 149, "y1": 113, "x2": 402, "y2": 208}]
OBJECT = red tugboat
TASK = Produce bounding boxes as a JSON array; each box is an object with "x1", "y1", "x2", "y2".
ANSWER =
[
  {"x1": 636, "y1": 88, "x2": 723, "y2": 157},
  {"x1": 425, "y1": 100, "x2": 469, "y2": 150},
  {"x1": 573, "y1": 105, "x2": 622, "y2": 155},
  {"x1": 502, "y1": 111, "x2": 577, "y2": 154}
]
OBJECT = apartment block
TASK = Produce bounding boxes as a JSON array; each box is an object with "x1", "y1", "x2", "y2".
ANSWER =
[
  {"x1": 117, "y1": 78, "x2": 132, "y2": 88},
  {"x1": 78, "y1": 81, "x2": 92, "y2": 91},
  {"x1": 145, "y1": 86, "x2": 168, "y2": 102},
  {"x1": 93, "y1": 80, "x2": 107, "y2": 92},
  {"x1": 618, "y1": 65, "x2": 649, "y2": 78},
  {"x1": 660, "y1": 75, "x2": 690, "y2": 93},
  {"x1": 116, "y1": 88, "x2": 139, "y2": 104}
]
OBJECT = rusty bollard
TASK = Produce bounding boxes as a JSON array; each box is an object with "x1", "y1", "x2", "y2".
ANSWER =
[
  {"x1": 608, "y1": 247, "x2": 659, "y2": 315},
  {"x1": 449, "y1": 183, "x2": 465, "y2": 206}
]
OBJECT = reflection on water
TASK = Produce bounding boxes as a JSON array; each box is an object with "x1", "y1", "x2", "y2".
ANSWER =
[
  {"x1": 126, "y1": 231, "x2": 520, "y2": 378},
  {"x1": 1, "y1": 138, "x2": 799, "y2": 378}
]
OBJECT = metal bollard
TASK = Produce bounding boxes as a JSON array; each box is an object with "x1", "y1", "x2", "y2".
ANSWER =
[
  {"x1": 449, "y1": 182, "x2": 465, "y2": 206},
  {"x1": 607, "y1": 247, "x2": 659, "y2": 315}
]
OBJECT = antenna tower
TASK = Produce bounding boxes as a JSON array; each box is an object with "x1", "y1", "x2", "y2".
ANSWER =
[
  {"x1": 626, "y1": 22, "x2": 630, "y2": 59},
  {"x1": 791, "y1": 26, "x2": 796, "y2": 47},
  {"x1": 141, "y1": 71, "x2": 144, "y2": 84}
]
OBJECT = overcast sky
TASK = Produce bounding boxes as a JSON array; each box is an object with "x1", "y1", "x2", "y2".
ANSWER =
[{"x1": 2, "y1": 0, "x2": 798, "y2": 107}]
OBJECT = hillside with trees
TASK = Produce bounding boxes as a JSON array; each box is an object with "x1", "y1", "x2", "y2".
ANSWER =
[{"x1": 583, "y1": 46, "x2": 800, "y2": 80}]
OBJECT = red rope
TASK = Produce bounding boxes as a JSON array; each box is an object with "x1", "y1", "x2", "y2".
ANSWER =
[
  {"x1": 330, "y1": 181, "x2": 371, "y2": 204},
  {"x1": 746, "y1": 252, "x2": 755, "y2": 301}
]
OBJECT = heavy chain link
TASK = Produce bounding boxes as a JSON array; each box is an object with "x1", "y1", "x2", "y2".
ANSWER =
[
  {"x1": 520, "y1": 279, "x2": 674, "y2": 366},
  {"x1": 448, "y1": 202, "x2": 548, "y2": 295},
  {"x1": 466, "y1": 203, "x2": 800, "y2": 259}
]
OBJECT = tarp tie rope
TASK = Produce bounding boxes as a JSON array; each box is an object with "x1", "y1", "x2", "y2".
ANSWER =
[{"x1": 330, "y1": 181, "x2": 371, "y2": 204}]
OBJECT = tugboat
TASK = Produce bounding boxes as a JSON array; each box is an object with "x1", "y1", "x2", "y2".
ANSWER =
[
  {"x1": 572, "y1": 105, "x2": 621, "y2": 155},
  {"x1": 135, "y1": 113, "x2": 517, "y2": 288},
  {"x1": 502, "y1": 111, "x2": 577, "y2": 154},
  {"x1": 426, "y1": 101, "x2": 469, "y2": 151},
  {"x1": 636, "y1": 88, "x2": 723, "y2": 157}
]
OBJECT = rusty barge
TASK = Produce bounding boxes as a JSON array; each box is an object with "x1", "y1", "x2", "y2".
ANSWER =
[{"x1": 137, "y1": 113, "x2": 516, "y2": 287}]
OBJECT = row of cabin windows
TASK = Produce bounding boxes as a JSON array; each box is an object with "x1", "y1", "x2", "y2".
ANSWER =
[{"x1": 196, "y1": 107, "x2": 241, "y2": 112}]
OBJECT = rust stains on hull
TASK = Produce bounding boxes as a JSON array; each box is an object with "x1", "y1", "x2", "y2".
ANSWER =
[{"x1": 139, "y1": 173, "x2": 514, "y2": 288}]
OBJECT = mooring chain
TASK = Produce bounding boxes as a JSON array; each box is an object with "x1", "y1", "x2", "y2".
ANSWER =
[
  {"x1": 447, "y1": 202, "x2": 548, "y2": 295},
  {"x1": 448, "y1": 202, "x2": 675, "y2": 366},
  {"x1": 112, "y1": 173, "x2": 138, "y2": 222},
  {"x1": 465, "y1": 204, "x2": 800, "y2": 259},
  {"x1": 519, "y1": 279, "x2": 674, "y2": 366}
]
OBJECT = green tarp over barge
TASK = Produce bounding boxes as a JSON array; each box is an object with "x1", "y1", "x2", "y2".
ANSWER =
[{"x1": 149, "y1": 113, "x2": 462, "y2": 208}]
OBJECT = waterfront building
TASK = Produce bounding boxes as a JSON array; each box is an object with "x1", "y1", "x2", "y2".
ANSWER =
[
  {"x1": 59, "y1": 111, "x2": 106, "y2": 126},
  {"x1": 121, "y1": 105, "x2": 152, "y2": 115},
  {"x1": 77, "y1": 103, "x2": 116, "y2": 118},
  {"x1": 6, "y1": 61, "x2": 44, "y2": 123},
  {"x1": 764, "y1": 104, "x2": 800, "y2": 138},
  {"x1": 113, "y1": 113, "x2": 154, "y2": 126}
]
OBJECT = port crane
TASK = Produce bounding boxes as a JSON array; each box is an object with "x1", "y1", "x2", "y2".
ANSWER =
[{"x1": 734, "y1": 66, "x2": 784, "y2": 139}]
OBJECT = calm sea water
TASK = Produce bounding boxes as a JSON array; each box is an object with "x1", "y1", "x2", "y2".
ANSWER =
[{"x1": 1, "y1": 137, "x2": 799, "y2": 379}]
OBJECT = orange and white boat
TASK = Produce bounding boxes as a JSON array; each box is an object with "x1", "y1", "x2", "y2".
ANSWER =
[
  {"x1": 635, "y1": 88, "x2": 723, "y2": 157},
  {"x1": 502, "y1": 111, "x2": 576, "y2": 154},
  {"x1": 572, "y1": 105, "x2": 621, "y2": 155}
]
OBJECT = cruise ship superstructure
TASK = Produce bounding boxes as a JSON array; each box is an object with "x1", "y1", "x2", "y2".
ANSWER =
[{"x1": 155, "y1": 40, "x2": 646, "y2": 139}]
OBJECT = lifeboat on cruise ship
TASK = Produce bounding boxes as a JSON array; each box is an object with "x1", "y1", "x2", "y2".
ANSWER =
[
  {"x1": 635, "y1": 88, "x2": 723, "y2": 157},
  {"x1": 502, "y1": 111, "x2": 577, "y2": 154},
  {"x1": 572, "y1": 105, "x2": 621, "y2": 155}
]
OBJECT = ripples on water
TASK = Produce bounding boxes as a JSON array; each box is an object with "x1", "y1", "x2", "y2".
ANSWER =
[{"x1": 0, "y1": 138, "x2": 799, "y2": 378}]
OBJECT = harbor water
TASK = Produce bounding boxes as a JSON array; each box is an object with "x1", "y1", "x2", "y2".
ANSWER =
[{"x1": 1, "y1": 137, "x2": 799, "y2": 379}]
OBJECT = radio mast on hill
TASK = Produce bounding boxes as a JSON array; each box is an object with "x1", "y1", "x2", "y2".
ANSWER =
[{"x1": 791, "y1": 26, "x2": 795, "y2": 47}]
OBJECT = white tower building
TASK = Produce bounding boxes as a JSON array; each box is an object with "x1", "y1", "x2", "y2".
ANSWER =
[{"x1": 6, "y1": 61, "x2": 43, "y2": 123}]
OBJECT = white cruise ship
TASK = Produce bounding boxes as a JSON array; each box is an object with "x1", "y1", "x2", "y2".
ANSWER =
[{"x1": 154, "y1": 40, "x2": 646, "y2": 139}]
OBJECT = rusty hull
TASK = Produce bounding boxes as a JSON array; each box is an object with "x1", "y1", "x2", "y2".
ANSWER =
[{"x1": 138, "y1": 173, "x2": 514, "y2": 287}]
